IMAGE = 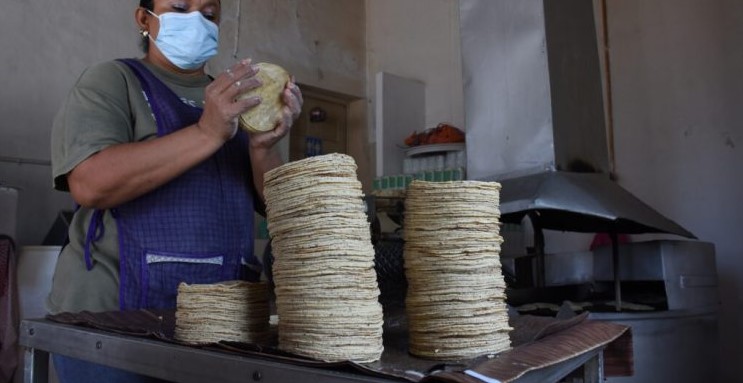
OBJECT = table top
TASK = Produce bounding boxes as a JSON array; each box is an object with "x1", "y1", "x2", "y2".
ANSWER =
[{"x1": 19, "y1": 314, "x2": 627, "y2": 383}]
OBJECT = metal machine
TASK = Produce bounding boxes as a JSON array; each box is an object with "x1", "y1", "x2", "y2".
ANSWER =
[
  {"x1": 591, "y1": 240, "x2": 720, "y2": 383},
  {"x1": 490, "y1": 170, "x2": 720, "y2": 383}
]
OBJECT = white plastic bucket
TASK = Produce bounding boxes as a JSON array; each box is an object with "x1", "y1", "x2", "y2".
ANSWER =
[{"x1": 17, "y1": 246, "x2": 60, "y2": 320}]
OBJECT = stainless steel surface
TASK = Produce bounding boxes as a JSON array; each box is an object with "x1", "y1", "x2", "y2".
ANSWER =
[
  {"x1": 20, "y1": 319, "x2": 606, "y2": 383},
  {"x1": 593, "y1": 240, "x2": 720, "y2": 383},
  {"x1": 460, "y1": 0, "x2": 610, "y2": 180},
  {"x1": 582, "y1": 352, "x2": 603, "y2": 383},
  {"x1": 590, "y1": 308, "x2": 719, "y2": 383},
  {"x1": 509, "y1": 350, "x2": 604, "y2": 383},
  {"x1": 465, "y1": 349, "x2": 604, "y2": 383},
  {"x1": 543, "y1": 251, "x2": 593, "y2": 287},
  {"x1": 594, "y1": 240, "x2": 719, "y2": 310},
  {"x1": 23, "y1": 348, "x2": 47, "y2": 383},
  {"x1": 495, "y1": 171, "x2": 695, "y2": 238},
  {"x1": 459, "y1": 0, "x2": 556, "y2": 180},
  {"x1": 543, "y1": 0, "x2": 611, "y2": 175},
  {"x1": 20, "y1": 320, "x2": 394, "y2": 383}
]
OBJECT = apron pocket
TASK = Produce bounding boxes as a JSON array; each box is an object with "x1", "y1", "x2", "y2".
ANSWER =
[{"x1": 144, "y1": 252, "x2": 225, "y2": 309}]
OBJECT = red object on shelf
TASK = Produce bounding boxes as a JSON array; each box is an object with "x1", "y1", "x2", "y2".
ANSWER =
[{"x1": 404, "y1": 123, "x2": 465, "y2": 147}]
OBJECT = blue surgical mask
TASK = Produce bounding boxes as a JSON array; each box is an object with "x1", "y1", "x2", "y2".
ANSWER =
[{"x1": 147, "y1": 10, "x2": 219, "y2": 70}]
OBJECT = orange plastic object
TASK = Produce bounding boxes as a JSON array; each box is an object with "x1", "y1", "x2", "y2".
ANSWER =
[{"x1": 404, "y1": 123, "x2": 465, "y2": 147}]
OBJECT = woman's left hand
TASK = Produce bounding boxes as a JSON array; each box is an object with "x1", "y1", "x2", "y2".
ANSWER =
[{"x1": 249, "y1": 78, "x2": 303, "y2": 150}]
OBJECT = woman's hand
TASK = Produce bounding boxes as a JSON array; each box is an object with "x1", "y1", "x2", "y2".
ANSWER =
[
  {"x1": 249, "y1": 78, "x2": 303, "y2": 151},
  {"x1": 198, "y1": 59, "x2": 263, "y2": 144},
  {"x1": 248, "y1": 78, "x2": 303, "y2": 202}
]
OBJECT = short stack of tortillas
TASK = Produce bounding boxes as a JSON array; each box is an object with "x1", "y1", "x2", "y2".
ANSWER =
[
  {"x1": 404, "y1": 180, "x2": 512, "y2": 360},
  {"x1": 174, "y1": 281, "x2": 270, "y2": 345},
  {"x1": 264, "y1": 153, "x2": 384, "y2": 363}
]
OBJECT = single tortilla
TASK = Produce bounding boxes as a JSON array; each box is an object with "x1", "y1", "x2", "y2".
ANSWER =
[{"x1": 238, "y1": 62, "x2": 290, "y2": 133}]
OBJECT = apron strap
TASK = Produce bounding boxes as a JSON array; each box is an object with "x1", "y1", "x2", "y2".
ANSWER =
[{"x1": 83, "y1": 209, "x2": 105, "y2": 271}]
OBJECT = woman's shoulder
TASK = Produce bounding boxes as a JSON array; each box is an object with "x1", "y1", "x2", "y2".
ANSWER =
[{"x1": 75, "y1": 59, "x2": 139, "y2": 90}]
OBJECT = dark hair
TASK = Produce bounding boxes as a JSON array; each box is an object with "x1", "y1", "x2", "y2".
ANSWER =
[{"x1": 139, "y1": 0, "x2": 154, "y2": 53}]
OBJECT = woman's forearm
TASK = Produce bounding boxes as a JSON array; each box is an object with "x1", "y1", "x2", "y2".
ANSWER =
[
  {"x1": 249, "y1": 145, "x2": 284, "y2": 202},
  {"x1": 68, "y1": 123, "x2": 225, "y2": 209}
]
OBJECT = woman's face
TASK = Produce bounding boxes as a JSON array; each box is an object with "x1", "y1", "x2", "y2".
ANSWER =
[{"x1": 137, "y1": 0, "x2": 221, "y2": 73}]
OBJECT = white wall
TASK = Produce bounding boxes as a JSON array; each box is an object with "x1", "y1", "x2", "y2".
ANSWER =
[
  {"x1": 0, "y1": 0, "x2": 366, "y2": 246},
  {"x1": 607, "y1": 0, "x2": 743, "y2": 379}
]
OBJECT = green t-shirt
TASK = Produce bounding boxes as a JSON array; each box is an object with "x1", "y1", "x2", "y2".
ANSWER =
[{"x1": 48, "y1": 59, "x2": 212, "y2": 314}]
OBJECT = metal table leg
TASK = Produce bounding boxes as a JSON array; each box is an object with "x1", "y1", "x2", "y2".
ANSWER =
[
  {"x1": 24, "y1": 347, "x2": 49, "y2": 383},
  {"x1": 582, "y1": 351, "x2": 604, "y2": 383}
]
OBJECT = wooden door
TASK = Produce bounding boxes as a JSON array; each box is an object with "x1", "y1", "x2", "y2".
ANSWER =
[{"x1": 290, "y1": 93, "x2": 348, "y2": 161}]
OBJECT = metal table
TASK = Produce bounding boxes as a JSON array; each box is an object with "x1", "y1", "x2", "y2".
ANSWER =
[{"x1": 19, "y1": 319, "x2": 605, "y2": 383}]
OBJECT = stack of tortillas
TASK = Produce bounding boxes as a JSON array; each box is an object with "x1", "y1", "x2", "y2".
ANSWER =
[
  {"x1": 264, "y1": 153, "x2": 384, "y2": 363},
  {"x1": 174, "y1": 281, "x2": 271, "y2": 345},
  {"x1": 404, "y1": 180, "x2": 512, "y2": 360},
  {"x1": 238, "y1": 62, "x2": 290, "y2": 133}
]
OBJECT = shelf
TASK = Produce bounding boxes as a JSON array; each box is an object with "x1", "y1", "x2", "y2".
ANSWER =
[{"x1": 404, "y1": 143, "x2": 465, "y2": 157}]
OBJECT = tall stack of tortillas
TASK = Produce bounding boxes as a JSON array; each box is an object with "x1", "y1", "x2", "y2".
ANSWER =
[
  {"x1": 404, "y1": 180, "x2": 512, "y2": 360},
  {"x1": 264, "y1": 153, "x2": 384, "y2": 363},
  {"x1": 174, "y1": 281, "x2": 270, "y2": 345}
]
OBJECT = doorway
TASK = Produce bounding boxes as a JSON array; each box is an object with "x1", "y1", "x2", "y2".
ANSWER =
[{"x1": 290, "y1": 86, "x2": 352, "y2": 161}]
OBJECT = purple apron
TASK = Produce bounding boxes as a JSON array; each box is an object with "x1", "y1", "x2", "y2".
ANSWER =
[{"x1": 84, "y1": 58, "x2": 260, "y2": 310}]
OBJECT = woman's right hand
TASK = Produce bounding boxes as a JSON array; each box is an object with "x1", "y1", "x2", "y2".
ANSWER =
[{"x1": 197, "y1": 58, "x2": 263, "y2": 143}]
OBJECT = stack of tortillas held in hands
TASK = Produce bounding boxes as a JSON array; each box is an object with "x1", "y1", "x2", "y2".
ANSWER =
[
  {"x1": 174, "y1": 281, "x2": 271, "y2": 345},
  {"x1": 264, "y1": 153, "x2": 384, "y2": 363},
  {"x1": 404, "y1": 180, "x2": 512, "y2": 360},
  {"x1": 238, "y1": 62, "x2": 290, "y2": 133}
]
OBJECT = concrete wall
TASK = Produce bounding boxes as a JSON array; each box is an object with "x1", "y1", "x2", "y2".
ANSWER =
[
  {"x1": 216, "y1": 0, "x2": 365, "y2": 97},
  {"x1": 0, "y1": 0, "x2": 366, "y2": 246},
  {"x1": 606, "y1": 0, "x2": 743, "y2": 379},
  {"x1": 0, "y1": 2, "x2": 140, "y2": 246}
]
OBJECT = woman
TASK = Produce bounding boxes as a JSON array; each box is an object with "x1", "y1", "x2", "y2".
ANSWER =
[{"x1": 48, "y1": 0, "x2": 302, "y2": 381}]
